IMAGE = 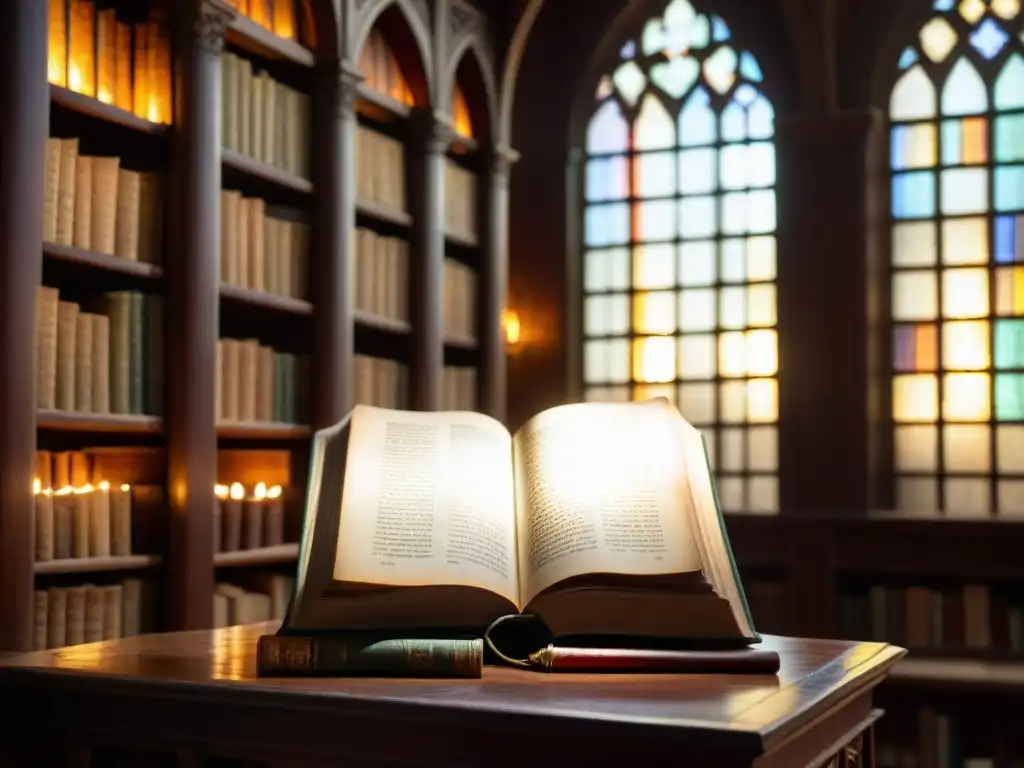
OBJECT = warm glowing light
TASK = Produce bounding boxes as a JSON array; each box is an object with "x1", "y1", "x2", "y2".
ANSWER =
[
  {"x1": 55, "y1": 486, "x2": 74, "y2": 497},
  {"x1": 503, "y1": 309, "x2": 521, "y2": 345},
  {"x1": 68, "y1": 64, "x2": 84, "y2": 93},
  {"x1": 33, "y1": 478, "x2": 41, "y2": 495},
  {"x1": 229, "y1": 482, "x2": 245, "y2": 501},
  {"x1": 267, "y1": 485, "x2": 283, "y2": 499},
  {"x1": 120, "y1": 483, "x2": 130, "y2": 492},
  {"x1": 214, "y1": 484, "x2": 230, "y2": 499},
  {"x1": 74, "y1": 484, "x2": 94, "y2": 494},
  {"x1": 98, "y1": 480, "x2": 110, "y2": 492},
  {"x1": 453, "y1": 86, "x2": 473, "y2": 138},
  {"x1": 98, "y1": 89, "x2": 113, "y2": 104},
  {"x1": 254, "y1": 482, "x2": 268, "y2": 501}
]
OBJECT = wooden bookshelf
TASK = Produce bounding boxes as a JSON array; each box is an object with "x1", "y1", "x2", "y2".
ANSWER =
[
  {"x1": 43, "y1": 242, "x2": 164, "y2": 280},
  {"x1": 0, "y1": 0, "x2": 508, "y2": 654},
  {"x1": 34, "y1": 555, "x2": 162, "y2": 576},
  {"x1": 49, "y1": 85, "x2": 169, "y2": 136},
  {"x1": 214, "y1": 543, "x2": 299, "y2": 567}
]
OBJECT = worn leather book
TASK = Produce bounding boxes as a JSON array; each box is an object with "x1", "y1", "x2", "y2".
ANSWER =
[
  {"x1": 256, "y1": 634, "x2": 482, "y2": 678},
  {"x1": 274, "y1": 398, "x2": 760, "y2": 648}
]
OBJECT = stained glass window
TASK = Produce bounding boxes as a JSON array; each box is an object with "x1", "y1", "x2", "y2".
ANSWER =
[
  {"x1": 582, "y1": 0, "x2": 779, "y2": 514},
  {"x1": 889, "y1": 0, "x2": 1024, "y2": 516}
]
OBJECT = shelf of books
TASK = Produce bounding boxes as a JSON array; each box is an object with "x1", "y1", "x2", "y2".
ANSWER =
[
  {"x1": 34, "y1": 0, "x2": 172, "y2": 652},
  {"x1": 213, "y1": 0, "x2": 314, "y2": 629}
]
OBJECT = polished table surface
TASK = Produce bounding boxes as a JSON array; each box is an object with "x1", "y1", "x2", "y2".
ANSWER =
[{"x1": 0, "y1": 623, "x2": 905, "y2": 767}]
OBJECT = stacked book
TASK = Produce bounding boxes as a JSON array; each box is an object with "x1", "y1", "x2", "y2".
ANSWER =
[
  {"x1": 444, "y1": 161, "x2": 477, "y2": 241},
  {"x1": 220, "y1": 190, "x2": 310, "y2": 299},
  {"x1": 443, "y1": 258, "x2": 476, "y2": 341},
  {"x1": 358, "y1": 28, "x2": 413, "y2": 104},
  {"x1": 353, "y1": 356, "x2": 408, "y2": 409},
  {"x1": 214, "y1": 576, "x2": 294, "y2": 628},
  {"x1": 352, "y1": 228, "x2": 409, "y2": 321},
  {"x1": 355, "y1": 126, "x2": 406, "y2": 213},
  {"x1": 43, "y1": 137, "x2": 163, "y2": 261},
  {"x1": 215, "y1": 338, "x2": 307, "y2": 424},
  {"x1": 221, "y1": 51, "x2": 311, "y2": 179},
  {"x1": 33, "y1": 578, "x2": 153, "y2": 651},
  {"x1": 36, "y1": 287, "x2": 163, "y2": 416}
]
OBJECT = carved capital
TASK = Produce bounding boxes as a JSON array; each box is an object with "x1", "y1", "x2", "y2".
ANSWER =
[
  {"x1": 412, "y1": 109, "x2": 457, "y2": 154},
  {"x1": 336, "y1": 65, "x2": 364, "y2": 117},
  {"x1": 488, "y1": 145, "x2": 520, "y2": 178},
  {"x1": 181, "y1": 0, "x2": 236, "y2": 55}
]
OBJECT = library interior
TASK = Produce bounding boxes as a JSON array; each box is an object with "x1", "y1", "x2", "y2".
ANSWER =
[{"x1": 0, "y1": 0, "x2": 1021, "y2": 765}]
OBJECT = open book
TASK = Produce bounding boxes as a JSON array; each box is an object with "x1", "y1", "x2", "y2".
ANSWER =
[{"x1": 285, "y1": 398, "x2": 759, "y2": 644}]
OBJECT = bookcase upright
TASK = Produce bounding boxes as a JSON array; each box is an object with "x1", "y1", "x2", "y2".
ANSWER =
[{"x1": 0, "y1": 0, "x2": 512, "y2": 652}]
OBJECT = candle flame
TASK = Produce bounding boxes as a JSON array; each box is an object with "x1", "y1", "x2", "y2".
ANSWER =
[
  {"x1": 98, "y1": 88, "x2": 113, "y2": 105},
  {"x1": 229, "y1": 482, "x2": 245, "y2": 501},
  {"x1": 74, "y1": 484, "x2": 94, "y2": 494},
  {"x1": 120, "y1": 484, "x2": 130, "y2": 492},
  {"x1": 267, "y1": 485, "x2": 283, "y2": 499},
  {"x1": 33, "y1": 478, "x2": 41, "y2": 495},
  {"x1": 254, "y1": 482, "x2": 268, "y2": 500},
  {"x1": 68, "y1": 63, "x2": 83, "y2": 93},
  {"x1": 214, "y1": 484, "x2": 229, "y2": 499},
  {"x1": 98, "y1": 480, "x2": 110, "y2": 491},
  {"x1": 55, "y1": 485, "x2": 74, "y2": 497},
  {"x1": 503, "y1": 309, "x2": 521, "y2": 345}
]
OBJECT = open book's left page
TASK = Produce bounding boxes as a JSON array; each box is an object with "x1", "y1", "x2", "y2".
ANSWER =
[{"x1": 333, "y1": 406, "x2": 520, "y2": 607}]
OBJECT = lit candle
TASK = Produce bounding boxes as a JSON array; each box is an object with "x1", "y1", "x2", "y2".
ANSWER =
[
  {"x1": 264, "y1": 484, "x2": 285, "y2": 547},
  {"x1": 89, "y1": 481, "x2": 111, "y2": 558},
  {"x1": 72, "y1": 484, "x2": 93, "y2": 558},
  {"x1": 34, "y1": 479, "x2": 55, "y2": 562},
  {"x1": 222, "y1": 482, "x2": 244, "y2": 552},
  {"x1": 110, "y1": 483, "x2": 133, "y2": 556},
  {"x1": 243, "y1": 482, "x2": 266, "y2": 550},
  {"x1": 214, "y1": 484, "x2": 229, "y2": 553},
  {"x1": 53, "y1": 486, "x2": 74, "y2": 559}
]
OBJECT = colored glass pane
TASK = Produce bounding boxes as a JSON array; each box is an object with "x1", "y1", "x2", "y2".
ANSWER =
[
  {"x1": 678, "y1": 240, "x2": 716, "y2": 285},
  {"x1": 892, "y1": 171, "x2": 936, "y2": 219},
  {"x1": 677, "y1": 334, "x2": 716, "y2": 379},
  {"x1": 996, "y1": 373, "x2": 1024, "y2": 419},
  {"x1": 893, "y1": 222, "x2": 938, "y2": 267},
  {"x1": 899, "y1": 47, "x2": 919, "y2": 70},
  {"x1": 585, "y1": 156, "x2": 628, "y2": 201},
  {"x1": 703, "y1": 47, "x2": 736, "y2": 94},
  {"x1": 942, "y1": 217, "x2": 988, "y2": 265},
  {"x1": 942, "y1": 268, "x2": 989, "y2": 318},
  {"x1": 995, "y1": 266, "x2": 1024, "y2": 314},
  {"x1": 994, "y1": 166, "x2": 1024, "y2": 211},
  {"x1": 634, "y1": 94, "x2": 675, "y2": 150},
  {"x1": 632, "y1": 334, "x2": 677, "y2": 383},
  {"x1": 679, "y1": 88, "x2": 717, "y2": 146},
  {"x1": 995, "y1": 115, "x2": 1024, "y2": 163},
  {"x1": 892, "y1": 123, "x2": 938, "y2": 170},
  {"x1": 994, "y1": 215, "x2": 1022, "y2": 263},
  {"x1": 943, "y1": 372, "x2": 990, "y2": 420},
  {"x1": 891, "y1": 66, "x2": 937, "y2": 121},
  {"x1": 992, "y1": 0, "x2": 1020, "y2": 19},
  {"x1": 958, "y1": 0, "x2": 985, "y2": 24},
  {"x1": 634, "y1": 243, "x2": 675, "y2": 289},
  {"x1": 636, "y1": 199, "x2": 675, "y2": 241},
  {"x1": 587, "y1": 100, "x2": 628, "y2": 154},
  {"x1": 995, "y1": 55, "x2": 1024, "y2": 110},
  {"x1": 941, "y1": 59, "x2": 988, "y2": 116},
  {"x1": 940, "y1": 168, "x2": 989, "y2": 215},
  {"x1": 584, "y1": 294, "x2": 629, "y2": 336},
  {"x1": 649, "y1": 57, "x2": 699, "y2": 98},
  {"x1": 584, "y1": 202, "x2": 630, "y2": 246},
  {"x1": 971, "y1": 18, "x2": 1010, "y2": 59},
  {"x1": 942, "y1": 320, "x2": 990, "y2": 369},
  {"x1": 893, "y1": 271, "x2": 939, "y2": 320},
  {"x1": 584, "y1": 248, "x2": 630, "y2": 292},
  {"x1": 740, "y1": 52, "x2": 762, "y2": 82},
  {"x1": 635, "y1": 151, "x2": 676, "y2": 198},
  {"x1": 612, "y1": 60, "x2": 646, "y2": 105},
  {"x1": 921, "y1": 17, "x2": 958, "y2": 62},
  {"x1": 995, "y1": 319, "x2": 1024, "y2": 368}
]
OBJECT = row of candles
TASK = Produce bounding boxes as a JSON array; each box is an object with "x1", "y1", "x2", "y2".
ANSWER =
[
  {"x1": 34, "y1": 478, "x2": 132, "y2": 562},
  {"x1": 214, "y1": 482, "x2": 286, "y2": 553}
]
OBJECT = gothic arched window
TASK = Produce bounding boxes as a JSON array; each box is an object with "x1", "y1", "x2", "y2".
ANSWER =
[
  {"x1": 581, "y1": 0, "x2": 778, "y2": 513},
  {"x1": 888, "y1": 0, "x2": 1024, "y2": 515}
]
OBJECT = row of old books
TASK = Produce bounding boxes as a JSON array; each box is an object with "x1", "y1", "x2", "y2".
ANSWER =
[
  {"x1": 48, "y1": 3, "x2": 173, "y2": 124},
  {"x1": 216, "y1": 338, "x2": 307, "y2": 425},
  {"x1": 36, "y1": 287, "x2": 163, "y2": 416},
  {"x1": 445, "y1": 161, "x2": 478, "y2": 241},
  {"x1": 837, "y1": 583, "x2": 1020, "y2": 652},
  {"x1": 877, "y1": 709, "x2": 998, "y2": 768},
  {"x1": 354, "y1": 355, "x2": 408, "y2": 410},
  {"x1": 214, "y1": 484, "x2": 287, "y2": 553},
  {"x1": 43, "y1": 137, "x2": 163, "y2": 261},
  {"x1": 353, "y1": 228, "x2": 409, "y2": 322},
  {"x1": 359, "y1": 28, "x2": 413, "y2": 105},
  {"x1": 221, "y1": 51, "x2": 311, "y2": 179},
  {"x1": 442, "y1": 366, "x2": 477, "y2": 412},
  {"x1": 214, "y1": 576, "x2": 293, "y2": 628},
  {"x1": 220, "y1": 190, "x2": 310, "y2": 299},
  {"x1": 33, "y1": 578, "x2": 153, "y2": 651},
  {"x1": 34, "y1": 478, "x2": 133, "y2": 562},
  {"x1": 356, "y1": 125, "x2": 406, "y2": 213},
  {"x1": 443, "y1": 258, "x2": 477, "y2": 341}
]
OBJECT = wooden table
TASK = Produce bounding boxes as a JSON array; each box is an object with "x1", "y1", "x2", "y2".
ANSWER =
[{"x1": 0, "y1": 623, "x2": 904, "y2": 768}]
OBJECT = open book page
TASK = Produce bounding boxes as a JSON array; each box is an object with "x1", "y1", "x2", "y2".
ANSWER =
[
  {"x1": 512, "y1": 401, "x2": 703, "y2": 607},
  {"x1": 333, "y1": 406, "x2": 519, "y2": 606}
]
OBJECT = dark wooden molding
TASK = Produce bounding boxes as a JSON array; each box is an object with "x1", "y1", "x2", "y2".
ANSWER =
[
  {"x1": 213, "y1": 543, "x2": 299, "y2": 566},
  {"x1": 356, "y1": 199, "x2": 414, "y2": 227},
  {"x1": 50, "y1": 85, "x2": 170, "y2": 136},
  {"x1": 215, "y1": 422, "x2": 311, "y2": 439},
  {"x1": 353, "y1": 310, "x2": 412, "y2": 336},
  {"x1": 222, "y1": 149, "x2": 314, "y2": 194},
  {"x1": 36, "y1": 411, "x2": 164, "y2": 434},
  {"x1": 44, "y1": 243, "x2": 165, "y2": 281},
  {"x1": 219, "y1": 284, "x2": 313, "y2": 316},
  {"x1": 0, "y1": 0, "x2": 49, "y2": 651},
  {"x1": 226, "y1": 13, "x2": 315, "y2": 67},
  {"x1": 34, "y1": 555, "x2": 164, "y2": 576}
]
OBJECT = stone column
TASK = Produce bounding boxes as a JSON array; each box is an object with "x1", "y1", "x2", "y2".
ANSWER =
[
  {"x1": 477, "y1": 146, "x2": 517, "y2": 422},
  {"x1": 311, "y1": 66, "x2": 360, "y2": 428},
  {"x1": 0, "y1": 0, "x2": 48, "y2": 651},
  {"x1": 775, "y1": 110, "x2": 885, "y2": 514},
  {"x1": 409, "y1": 111, "x2": 452, "y2": 411},
  {"x1": 166, "y1": 0, "x2": 235, "y2": 630}
]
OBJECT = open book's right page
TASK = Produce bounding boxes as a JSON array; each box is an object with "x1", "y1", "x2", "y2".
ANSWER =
[{"x1": 512, "y1": 402, "x2": 703, "y2": 607}]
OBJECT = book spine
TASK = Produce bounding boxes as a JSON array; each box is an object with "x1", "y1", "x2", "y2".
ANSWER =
[{"x1": 256, "y1": 636, "x2": 483, "y2": 678}]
